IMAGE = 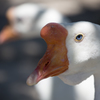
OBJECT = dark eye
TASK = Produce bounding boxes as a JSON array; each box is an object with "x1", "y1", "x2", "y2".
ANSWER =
[
  {"x1": 16, "y1": 18, "x2": 22, "y2": 22},
  {"x1": 75, "y1": 33, "x2": 84, "y2": 42}
]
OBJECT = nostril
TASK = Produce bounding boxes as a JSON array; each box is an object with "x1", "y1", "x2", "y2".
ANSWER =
[
  {"x1": 45, "y1": 62, "x2": 49, "y2": 67},
  {"x1": 43, "y1": 62, "x2": 49, "y2": 71}
]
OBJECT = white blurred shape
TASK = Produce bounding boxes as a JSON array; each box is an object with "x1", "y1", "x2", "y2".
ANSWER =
[
  {"x1": 75, "y1": 75, "x2": 94, "y2": 100},
  {"x1": 35, "y1": 77, "x2": 53, "y2": 100}
]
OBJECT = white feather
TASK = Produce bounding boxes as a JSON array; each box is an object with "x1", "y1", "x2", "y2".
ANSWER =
[{"x1": 58, "y1": 21, "x2": 100, "y2": 100}]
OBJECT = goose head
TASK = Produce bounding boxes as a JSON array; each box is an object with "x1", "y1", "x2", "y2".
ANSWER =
[
  {"x1": 0, "y1": 3, "x2": 43, "y2": 43},
  {"x1": 26, "y1": 21, "x2": 100, "y2": 86},
  {"x1": 0, "y1": 3, "x2": 69, "y2": 44}
]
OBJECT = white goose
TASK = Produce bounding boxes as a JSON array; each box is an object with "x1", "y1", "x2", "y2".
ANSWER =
[
  {"x1": 0, "y1": 3, "x2": 71, "y2": 100},
  {"x1": 0, "y1": 3, "x2": 95, "y2": 100},
  {"x1": 0, "y1": 3, "x2": 70, "y2": 43},
  {"x1": 26, "y1": 21, "x2": 100, "y2": 100}
]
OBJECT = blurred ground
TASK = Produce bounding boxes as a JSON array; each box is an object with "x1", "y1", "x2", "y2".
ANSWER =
[
  {"x1": 0, "y1": 38, "x2": 47, "y2": 100},
  {"x1": 0, "y1": 0, "x2": 100, "y2": 100}
]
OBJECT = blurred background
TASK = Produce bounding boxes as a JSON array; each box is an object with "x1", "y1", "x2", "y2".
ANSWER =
[{"x1": 0, "y1": 0, "x2": 100, "y2": 100}]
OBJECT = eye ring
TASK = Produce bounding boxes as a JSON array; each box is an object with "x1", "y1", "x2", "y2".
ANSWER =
[{"x1": 74, "y1": 33, "x2": 84, "y2": 42}]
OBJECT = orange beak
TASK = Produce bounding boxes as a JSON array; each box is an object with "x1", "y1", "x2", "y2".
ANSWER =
[
  {"x1": 0, "y1": 7, "x2": 19, "y2": 44},
  {"x1": 0, "y1": 25, "x2": 19, "y2": 44},
  {"x1": 26, "y1": 23, "x2": 69, "y2": 86}
]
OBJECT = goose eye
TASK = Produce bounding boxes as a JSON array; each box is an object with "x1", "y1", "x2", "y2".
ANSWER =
[
  {"x1": 75, "y1": 33, "x2": 84, "y2": 42},
  {"x1": 16, "y1": 18, "x2": 22, "y2": 22}
]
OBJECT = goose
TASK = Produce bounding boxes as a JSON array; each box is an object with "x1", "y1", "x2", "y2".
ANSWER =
[
  {"x1": 0, "y1": 3, "x2": 94, "y2": 100},
  {"x1": 0, "y1": 3, "x2": 70, "y2": 43},
  {"x1": 26, "y1": 21, "x2": 100, "y2": 100},
  {"x1": 0, "y1": 3, "x2": 95, "y2": 99}
]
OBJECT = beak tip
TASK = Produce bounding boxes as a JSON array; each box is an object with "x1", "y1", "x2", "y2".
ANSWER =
[
  {"x1": 26, "y1": 78, "x2": 37, "y2": 86},
  {"x1": 26, "y1": 70, "x2": 38, "y2": 86},
  {"x1": 0, "y1": 37, "x2": 4, "y2": 44}
]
